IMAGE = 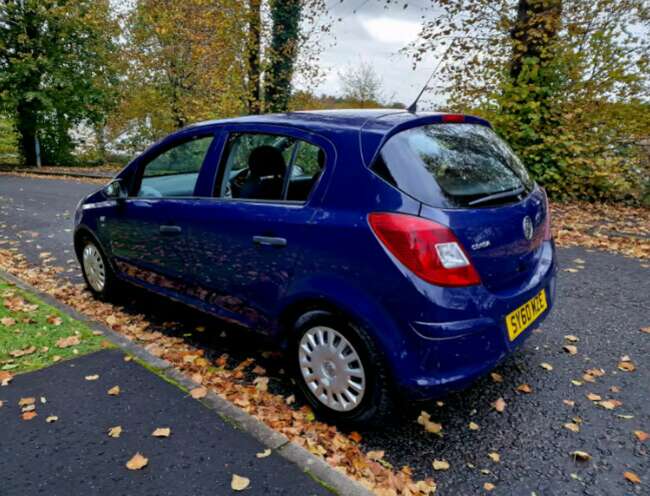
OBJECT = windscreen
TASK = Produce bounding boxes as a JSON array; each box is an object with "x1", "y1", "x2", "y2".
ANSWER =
[{"x1": 372, "y1": 123, "x2": 534, "y2": 207}]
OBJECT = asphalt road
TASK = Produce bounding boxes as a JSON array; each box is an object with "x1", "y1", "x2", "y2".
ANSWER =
[
  {"x1": 1, "y1": 175, "x2": 648, "y2": 495},
  {"x1": 0, "y1": 349, "x2": 331, "y2": 496}
]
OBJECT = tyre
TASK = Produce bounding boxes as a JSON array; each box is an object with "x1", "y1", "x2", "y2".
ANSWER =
[
  {"x1": 292, "y1": 310, "x2": 394, "y2": 426},
  {"x1": 79, "y1": 237, "x2": 117, "y2": 300}
]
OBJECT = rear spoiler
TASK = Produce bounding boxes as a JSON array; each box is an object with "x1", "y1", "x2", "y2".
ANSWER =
[{"x1": 360, "y1": 113, "x2": 491, "y2": 168}]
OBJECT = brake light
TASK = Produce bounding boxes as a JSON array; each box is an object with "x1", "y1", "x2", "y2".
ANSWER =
[
  {"x1": 541, "y1": 188, "x2": 553, "y2": 240},
  {"x1": 368, "y1": 213, "x2": 480, "y2": 287},
  {"x1": 441, "y1": 114, "x2": 465, "y2": 123}
]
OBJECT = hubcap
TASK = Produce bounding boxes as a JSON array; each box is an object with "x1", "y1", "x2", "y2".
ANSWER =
[
  {"x1": 298, "y1": 326, "x2": 366, "y2": 412},
  {"x1": 82, "y1": 243, "x2": 106, "y2": 292}
]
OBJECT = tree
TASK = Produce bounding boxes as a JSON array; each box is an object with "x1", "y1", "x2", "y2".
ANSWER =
[
  {"x1": 407, "y1": 0, "x2": 650, "y2": 203},
  {"x1": 246, "y1": 0, "x2": 262, "y2": 114},
  {"x1": 0, "y1": 0, "x2": 118, "y2": 165},
  {"x1": 264, "y1": 0, "x2": 303, "y2": 112},
  {"x1": 338, "y1": 62, "x2": 384, "y2": 107}
]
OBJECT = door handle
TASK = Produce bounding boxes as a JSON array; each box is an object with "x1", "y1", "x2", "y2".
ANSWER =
[
  {"x1": 253, "y1": 235, "x2": 287, "y2": 247},
  {"x1": 159, "y1": 225, "x2": 182, "y2": 234}
]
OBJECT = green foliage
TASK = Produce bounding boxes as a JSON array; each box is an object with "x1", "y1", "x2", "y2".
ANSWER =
[
  {"x1": 0, "y1": 115, "x2": 18, "y2": 164},
  {"x1": 0, "y1": 0, "x2": 119, "y2": 165}
]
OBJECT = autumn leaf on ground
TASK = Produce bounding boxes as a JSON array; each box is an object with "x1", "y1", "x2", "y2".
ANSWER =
[
  {"x1": 640, "y1": 326, "x2": 650, "y2": 334},
  {"x1": 46, "y1": 415, "x2": 58, "y2": 423},
  {"x1": 107, "y1": 385, "x2": 120, "y2": 396},
  {"x1": 231, "y1": 474, "x2": 250, "y2": 491},
  {"x1": 469, "y1": 421, "x2": 480, "y2": 431},
  {"x1": 563, "y1": 345, "x2": 578, "y2": 355},
  {"x1": 634, "y1": 431, "x2": 649, "y2": 442},
  {"x1": 108, "y1": 426, "x2": 122, "y2": 438},
  {"x1": 0, "y1": 371, "x2": 13, "y2": 386},
  {"x1": 46, "y1": 315, "x2": 62, "y2": 326},
  {"x1": 152, "y1": 427, "x2": 171, "y2": 438},
  {"x1": 22, "y1": 411, "x2": 37, "y2": 420},
  {"x1": 189, "y1": 386, "x2": 207, "y2": 399},
  {"x1": 586, "y1": 393, "x2": 602, "y2": 401},
  {"x1": 563, "y1": 268, "x2": 579, "y2": 273},
  {"x1": 432, "y1": 459, "x2": 450, "y2": 471},
  {"x1": 540, "y1": 362, "x2": 554, "y2": 371},
  {"x1": 484, "y1": 482, "x2": 496, "y2": 491},
  {"x1": 516, "y1": 384, "x2": 532, "y2": 394},
  {"x1": 1, "y1": 316, "x2": 16, "y2": 326},
  {"x1": 624, "y1": 471, "x2": 641, "y2": 484},
  {"x1": 18, "y1": 397, "x2": 35, "y2": 407},
  {"x1": 564, "y1": 335, "x2": 579, "y2": 342},
  {"x1": 417, "y1": 411, "x2": 442, "y2": 435},
  {"x1": 56, "y1": 335, "x2": 80, "y2": 348},
  {"x1": 571, "y1": 450, "x2": 591, "y2": 461},
  {"x1": 564, "y1": 422, "x2": 580, "y2": 433},
  {"x1": 618, "y1": 359, "x2": 636, "y2": 372},
  {"x1": 256, "y1": 449, "x2": 271, "y2": 458},
  {"x1": 9, "y1": 346, "x2": 36, "y2": 357},
  {"x1": 490, "y1": 372, "x2": 503, "y2": 383},
  {"x1": 126, "y1": 452, "x2": 148, "y2": 470},
  {"x1": 563, "y1": 400, "x2": 576, "y2": 407},
  {"x1": 493, "y1": 397, "x2": 507, "y2": 413},
  {"x1": 598, "y1": 399, "x2": 622, "y2": 410},
  {"x1": 488, "y1": 452, "x2": 500, "y2": 463},
  {"x1": 349, "y1": 431, "x2": 362, "y2": 443},
  {"x1": 85, "y1": 374, "x2": 99, "y2": 381}
]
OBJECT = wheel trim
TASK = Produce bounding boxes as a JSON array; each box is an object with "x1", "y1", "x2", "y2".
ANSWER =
[
  {"x1": 298, "y1": 326, "x2": 366, "y2": 412},
  {"x1": 82, "y1": 243, "x2": 106, "y2": 292}
]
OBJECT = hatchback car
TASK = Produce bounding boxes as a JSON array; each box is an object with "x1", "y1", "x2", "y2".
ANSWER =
[{"x1": 74, "y1": 109, "x2": 557, "y2": 424}]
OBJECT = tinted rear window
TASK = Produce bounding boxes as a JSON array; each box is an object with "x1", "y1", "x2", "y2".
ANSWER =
[{"x1": 372, "y1": 124, "x2": 534, "y2": 207}]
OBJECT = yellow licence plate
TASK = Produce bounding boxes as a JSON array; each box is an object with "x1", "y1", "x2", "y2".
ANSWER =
[{"x1": 506, "y1": 289, "x2": 548, "y2": 341}]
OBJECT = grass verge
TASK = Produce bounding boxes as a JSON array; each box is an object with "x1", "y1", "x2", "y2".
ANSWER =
[{"x1": 0, "y1": 277, "x2": 105, "y2": 373}]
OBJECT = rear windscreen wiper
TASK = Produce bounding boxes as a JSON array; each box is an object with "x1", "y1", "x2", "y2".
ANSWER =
[{"x1": 468, "y1": 186, "x2": 525, "y2": 206}]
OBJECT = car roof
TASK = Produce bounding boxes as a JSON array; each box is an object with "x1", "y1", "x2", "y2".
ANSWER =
[{"x1": 187, "y1": 109, "x2": 491, "y2": 166}]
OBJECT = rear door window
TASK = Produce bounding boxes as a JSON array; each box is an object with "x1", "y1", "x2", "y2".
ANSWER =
[{"x1": 372, "y1": 124, "x2": 534, "y2": 207}]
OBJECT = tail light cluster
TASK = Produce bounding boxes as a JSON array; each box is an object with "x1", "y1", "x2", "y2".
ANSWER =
[{"x1": 368, "y1": 213, "x2": 480, "y2": 287}]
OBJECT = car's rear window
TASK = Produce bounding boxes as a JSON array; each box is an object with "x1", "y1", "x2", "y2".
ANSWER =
[{"x1": 372, "y1": 123, "x2": 534, "y2": 207}]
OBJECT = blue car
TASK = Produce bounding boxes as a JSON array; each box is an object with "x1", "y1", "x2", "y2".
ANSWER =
[{"x1": 74, "y1": 109, "x2": 557, "y2": 424}]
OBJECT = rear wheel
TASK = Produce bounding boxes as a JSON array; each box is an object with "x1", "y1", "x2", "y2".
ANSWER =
[
  {"x1": 292, "y1": 310, "x2": 393, "y2": 426},
  {"x1": 79, "y1": 238, "x2": 117, "y2": 300}
]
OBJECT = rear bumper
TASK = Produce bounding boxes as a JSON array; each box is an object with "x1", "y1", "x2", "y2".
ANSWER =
[{"x1": 391, "y1": 241, "x2": 557, "y2": 400}]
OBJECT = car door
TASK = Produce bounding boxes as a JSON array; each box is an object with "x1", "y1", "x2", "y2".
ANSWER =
[
  {"x1": 185, "y1": 125, "x2": 333, "y2": 333},
  {"x1": 105, "y1": 131, "x2": 218, "y2": 291}
]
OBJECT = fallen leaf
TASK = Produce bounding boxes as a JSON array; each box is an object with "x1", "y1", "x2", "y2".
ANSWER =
[
  {"x1": 256, "y1": 449, "x2": 272, "y2": 458},
  {"x1": 563, "y1": 400, "x2": 576, "y2": 407},
  {"x1": 571, "y1": 450, "x2": 591, "y2": 461},
  {"x1": 85, "y1": 374, "x2": 99, "y2": 381},
  {"x1": 488, "y1": 452, "x2": 500, "y2": 463},
  {"x1": 367, "y1": 450, "x2": 384, "y2": 461},
  {"x1": 46, "y1": 415, "x2": 58, "y2": 423},
  {"x1": 46, "y1": 315, "x2": 62, "y2": 326},
  {"x1": 0, "y1": 371, "x2": 13, "y2": 386},
  {"x1": 573, "y1": 258, "x2": 586, "y2": 264},
  {"x1": 493, "y1": 398, "x2": 507, "y2": 413},
  {"x1": 432, "y1": 459, "x2": 450, "y2": 471},
  {"x1": 563, "y1": 345, "x2": 578, "y2": 355},
  {"x1": 231, "y1": 474, "x2": 250, "y2": 491},
  {"x1": 56, "y1": 335, "x2": 80, "y2": 348},
  {"x1": 349, "y1": 431, "x2": 362, "y2": 443},
  {"x1": 624, "y1": 471, "x2": 641, "y2": 484},
  {"x1": 22, "y1": 411, "x2": 37, "y2": 420},
  {"x1": 124, "y1": 355, "x2": 133, "y2": 362},
  {"x1": 107, "y1": 385, "x2": 120, "y2": 396},
  {"x1": 490, "y1": 372, "x2": 503, "y2": 383},
  {"x1": 21, "y1": 404, "x2": 35, "y2": 413},
  {"x1": 564, "y1": 335, "x2": 579, "y2": 342},
  {"x1": 587, "y1": 393, "x2": 602, "y2": 401},
  {"x1": 18, "y1": 397, "x2": 35, "y2": 407},
  {"x1": 285, "y1": 394, "x2": 295, "y2": 405},
  {"x1": 126, "y1": 452, "x2": 148, "y2": 470},
  {"x1": 516, "y1": 384, "x2": 532, "y2": 394},
  {"x1": 540, "y1": 362, "x2": 554, "y2": 371},
  {"x1": 469, "y1": 421, "x2": 480, "y2": 431},
  {"x1": 9, "y1": 346, "x2": 36, "y2": 357},
  {"x1": 618, "y1": 360, "x2": 636, "y2": 372},
  {"x1": 1, "y1": 317, "x2": 16, "y2": 326},
  {"x1": 598, "y1": 399, "x2": 622, "y2": 410},
  {"x1": 152, "y1": 427, "x2": 171, "y2": 438},
  {"x1": 610, "y1": 386, "x2": 621, "y2": 393},
  {"x1": 484, "y1": 482, "x2": 496, "y2": 491},
  {"x1": 640, "y1": 327, "x2": 650, "y2": 334},
  {"x1": 108, "y1": 426, "x2": 122, "y2": 438},
  {"x1": 52, "y1": 355, "x2": 62, "y2": 363},
  {"x1": 190, "y1": 387, "x2": 207, "y2": 399},
  {"x1": 564, "y1": 268, "x2": 579, "y2": 273},
  {"x1": 634, "y1": 431, "x2": 649, "y2": 442},
  {"x1": 564, "y1": 422, "x2": 580, "y2": 433},
  {"x1": 571, "y1": 380, "x2": 583, "y2": 386}
]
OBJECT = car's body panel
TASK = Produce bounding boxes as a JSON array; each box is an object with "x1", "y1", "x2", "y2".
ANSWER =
[{"x1": 74, "y1": 109, "x2": 558, "y2": 402}]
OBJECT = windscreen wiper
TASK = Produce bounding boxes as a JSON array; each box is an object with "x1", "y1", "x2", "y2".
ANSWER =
[{"x1": 468, "y1": 186, "x2": 525, "y2": 206}]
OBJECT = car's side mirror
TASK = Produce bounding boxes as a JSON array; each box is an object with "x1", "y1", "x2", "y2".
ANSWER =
[{"x1": 104, "y1": 179, "x2": 127, "y2": 202}]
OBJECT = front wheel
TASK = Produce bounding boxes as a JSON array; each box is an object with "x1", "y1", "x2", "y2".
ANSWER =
[
  {"x1": 292, "y1": 310, "x2": 394, "y2": 426},
  {"x1": 80, "y1": 238, "x2": 117, "y2": 300}
]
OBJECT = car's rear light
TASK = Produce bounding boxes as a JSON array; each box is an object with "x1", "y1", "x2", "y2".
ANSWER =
[
  {"x1": 441, "y1": 114, "x2": 465, "y2": 123},
  {"x1": 541, "y1": 188, "x2": 553, "y2": 240},
  {"x1": 368, "y1": 212, "x2": 480, "y2": 287}
]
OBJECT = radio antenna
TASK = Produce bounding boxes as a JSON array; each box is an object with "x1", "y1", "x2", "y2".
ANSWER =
[{"x1": 407, "y1": 39, "x2": 455, "y2": 113}]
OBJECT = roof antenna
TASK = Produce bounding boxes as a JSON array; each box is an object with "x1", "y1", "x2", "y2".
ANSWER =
[{"x1": 407, "y1": 39, "x2": 455, "y2": 113}]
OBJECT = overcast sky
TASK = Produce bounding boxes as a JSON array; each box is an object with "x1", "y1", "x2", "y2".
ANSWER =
[{"x1": 306, "y1": 1, "x2": 446, "y2": 108}]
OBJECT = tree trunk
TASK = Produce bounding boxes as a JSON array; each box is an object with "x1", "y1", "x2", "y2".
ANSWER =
[
  {"x1": 265, "y1": 0, "x2": 302, "y2": 113},
  {"x1": 246, "y1": 0, "x2": 262, "y2": 114},
  {"x1": 15, "y1": 100, "x2": 38, "y2": 166}
]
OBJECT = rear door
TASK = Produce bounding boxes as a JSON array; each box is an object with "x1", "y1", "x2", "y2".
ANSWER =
[
  {"x1": 372, "y1": 122, "x2": 548, "y2": 292},
  {"x1": 185, "y1": 125, "x2": 333, "y2": 332},
  {"x1": 106, "y1": 132, "x2": 217, "y2": 289}
]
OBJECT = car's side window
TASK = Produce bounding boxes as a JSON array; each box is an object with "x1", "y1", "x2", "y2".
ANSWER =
[
  {"x1": 135, "y1": 136, "x2": 213, "y2": 198},
  {"x1": 216, "y1": 132, "x2": 325, "y2": 203}
]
